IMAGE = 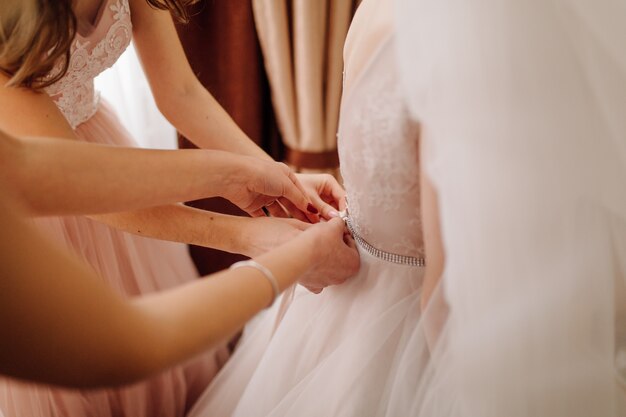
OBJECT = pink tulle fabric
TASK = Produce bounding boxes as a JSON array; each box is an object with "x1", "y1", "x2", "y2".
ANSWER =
[{"x1": 0, "y1": 101, "x2": 229, "y2": 417}]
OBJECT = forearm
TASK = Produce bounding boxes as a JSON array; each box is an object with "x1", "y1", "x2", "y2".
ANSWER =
[
  {"x1": 0, "y1": 193, "x2": 162, "y2": 387},
  {"x1": 90, "y1": 204, "x2": 255, "y2": 255},
  {"x1": 128, "y1": 0, "x2": 270, "y2": 160},
  {"x1": 133, "y1": 235, "x2": 314, "y2": 370},
  {"x1": 0, "y1": 190, "x2": 314, "y2": 388},
  {"x1": 159, "y1": 85, "x2": 271, "y2": 160},
  {"x1": 0, "y1": 135, "x2": 237, "y2": 216}
]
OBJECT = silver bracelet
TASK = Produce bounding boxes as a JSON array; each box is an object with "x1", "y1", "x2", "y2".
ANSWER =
[{"x1": 230, "y1": 260, "x2": 280, "y2": 308}]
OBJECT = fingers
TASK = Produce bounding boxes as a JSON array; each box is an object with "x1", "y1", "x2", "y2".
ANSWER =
[
  {"x1": 265, "y1": 200, "x2": 289, "y2": 218},
  {"x1": 330, "y1": 219, "x2": 359, "y2": 274},
  {"x1": 250, "y1": 208, "x2": 265, "y2": 218},
  {"x1": 259, "y1": 199, "x2": 320, "y2": 227},
  {"x1": 296, "y1": 216, "x2": 360, "y2": 291},
  {"x1": 326, "y1": 216, "x2": 347, "y2": 233},
  {"x1": 299, "y1": 173, "x2": 344, "y2": 219},
  {"x1": 323, "y1": 174, "x2": 347, "y2": 207},
  {"x1": 334, "y1": 195, "x2": 347, "y2": 211},
  {"x1": 284, "y1": 217, "x2": 313, "y2": 231},
  {"x1": 277, "y1": 197, "x2": 313, "y2": 223},
  {"x1": 325, "y1": 218, "x2": 357, "y2": 252},
  {"x1": 303, "y1": 285, "x2": 323, "y2": 294},
  {"x1": 343, "y1": 231, "x2": 357, "y2": 249},
  {"x1": 281, "y1": 165, "x2": 314, "y2": 214},
  {"x1": 309, "y1": 193, "x2": 341, "y2": 219}
]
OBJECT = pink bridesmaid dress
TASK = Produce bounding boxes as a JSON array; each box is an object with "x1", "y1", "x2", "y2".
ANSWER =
[{"x1": 0, "y1": 1, "x2": 228, "y2": 416}]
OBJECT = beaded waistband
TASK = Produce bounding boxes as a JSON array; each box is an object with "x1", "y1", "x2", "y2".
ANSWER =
[{"x1": 340, "y1": 211, "x2": 425, "y2": 267}]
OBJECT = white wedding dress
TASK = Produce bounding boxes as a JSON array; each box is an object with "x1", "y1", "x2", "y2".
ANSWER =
[
  {"x1": 391, "y1": 0, "x2": 626, "y2": 415},
  {"x1": 188, "y1": 1, "x2": 429, "y2": 416},
  {"x1": 189, "y1": 0, "x2": 625, "y2": 415}
]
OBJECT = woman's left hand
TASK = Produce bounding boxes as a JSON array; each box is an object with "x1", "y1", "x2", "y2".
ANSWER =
[{"x1": 264, "y1": 173, "x2": 346, "y2": 222}]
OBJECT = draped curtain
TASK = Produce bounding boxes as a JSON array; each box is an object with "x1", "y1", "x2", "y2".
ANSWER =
[
  {"x1": 252, "y1": 0, "x2": 361, "y2": 174},
  {"x1": 176, "y1": 0, "x2": 360, "y2": 275},
  {"x1": 176, "y1": 1, "x2": 281, "y2": 274}
]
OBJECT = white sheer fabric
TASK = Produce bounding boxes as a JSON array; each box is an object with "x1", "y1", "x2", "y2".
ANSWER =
[
  {"x1": 94, "y1": 43, "x2": 176, "y2": 149},
  {"x1": 46, "y1": 0, "x2": 174, "y2": 149},
  {"x1": 394, "y1": 0, "x2": 626, "y2": 416}
]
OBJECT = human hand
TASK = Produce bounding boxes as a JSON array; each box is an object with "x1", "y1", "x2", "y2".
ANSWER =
[
  {"x1": 297, "y1": 217, "x2": 360, "y2": 293},
  {"x1": 258, "y1": 173, "x2": 346, "y2": 223},
  {"x1": 295, "y1": 173, "x2": 346, "y2": 220},
  {"x1": 222, "y1": 155, "x2": 316, "y2": 218},
  {"x1": 240, "y1": 217, "x2": 312, "y2": 258}
]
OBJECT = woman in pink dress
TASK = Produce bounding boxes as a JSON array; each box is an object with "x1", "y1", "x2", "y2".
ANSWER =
[
  {"x1": 0, "y1": 0, "x2": 349, "y2": 415},
  {"x1": 0, "y1": 170, "x2": 358, "y2": 414}
]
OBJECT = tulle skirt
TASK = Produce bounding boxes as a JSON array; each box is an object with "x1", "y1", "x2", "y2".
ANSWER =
[
  {"x1": 381, "y1": 203, "x2": 626, "y2": 417},
  {"x1": 0, "y1": 102, "x2": 229, "y2": 417},
  {"x1": 392, "y1": 0, "x2": 626, "y2": 414},
  {"x1": 188, "y1": 247, "x2": 425, "y2": 417}
]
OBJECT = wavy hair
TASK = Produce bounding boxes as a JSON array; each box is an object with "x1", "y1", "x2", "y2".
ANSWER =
[{"x1": 0, "y1": 0, "x2": 198, "y2": 90}]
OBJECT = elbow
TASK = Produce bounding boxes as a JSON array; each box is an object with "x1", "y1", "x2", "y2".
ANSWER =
[
  {"x1": 153, "y1": 80, "x2": 200, "y2": 127},
  {"x1": 154, "y1": 94, "x2": 175, "y2": 124}
]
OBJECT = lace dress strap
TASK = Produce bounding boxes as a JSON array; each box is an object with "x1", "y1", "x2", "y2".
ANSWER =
[{"x1": 44, "y1": 0, "x2": 132, "y2": 128}]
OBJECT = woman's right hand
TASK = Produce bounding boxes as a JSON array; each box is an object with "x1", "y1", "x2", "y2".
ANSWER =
[
  {"x1": 222, "y1": 154, "x2": 317, "y2": 220},
  {"x1": 296, "y1": 217, "x2": 360, "y2": 293}
]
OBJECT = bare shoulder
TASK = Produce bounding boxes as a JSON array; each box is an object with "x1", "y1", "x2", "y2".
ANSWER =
[
  {"x1": 0, "y1": 73, "x2": 75, "y2": 138},
  {"x1": 127, "y1": 0, "x2": 155, "y2": 29}
]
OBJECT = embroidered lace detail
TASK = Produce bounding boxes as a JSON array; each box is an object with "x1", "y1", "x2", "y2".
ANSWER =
[
  {"x1": 338, "y1": 37, "x2": 424, "y2": 259},
  {"x1": 44, "y1": 0, "x2": 132, "y2": 129}
]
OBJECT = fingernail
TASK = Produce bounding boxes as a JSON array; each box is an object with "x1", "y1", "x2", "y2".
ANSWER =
[
  {"x1": 307, "y1": 203, "x2": 318, "y2": 214},
  {"x1": 328, "y1": 210, "x2": 340, "y2": 218}
]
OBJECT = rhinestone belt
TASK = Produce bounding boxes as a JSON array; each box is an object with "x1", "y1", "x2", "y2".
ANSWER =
[{"x1": 340, "y1": 211, "x2": 425, "y2": 267}]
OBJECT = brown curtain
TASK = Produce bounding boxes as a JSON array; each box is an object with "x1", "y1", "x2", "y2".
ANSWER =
[
  {"x1": 252, "y1": 0, "x2": 361, "y2": 174},
  {"x1": 176, "y1": 1, "x2": 282, "y2": 275}
]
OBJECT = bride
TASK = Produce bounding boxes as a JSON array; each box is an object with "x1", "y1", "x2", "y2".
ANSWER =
[
  {"x1": 191, "y1": 0, "x2": 625, "y2": 416},
  {"x1": 187, "y1": 0, "x2": 431, "y2": 416},
  {"x1": 388, "y1": 0, "x2": 626, "y2": 415}
]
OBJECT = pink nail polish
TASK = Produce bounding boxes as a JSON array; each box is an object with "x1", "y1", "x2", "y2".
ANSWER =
[{"x1": 328, "y1": 210, "x2": 340, "y2": 218}]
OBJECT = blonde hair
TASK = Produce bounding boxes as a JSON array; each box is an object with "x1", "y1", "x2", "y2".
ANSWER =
[
  {"x1": 147, "y1": 0, "x2": 199, "y2": 23},
  {"x1": 0, "y1": 0, "x2": 198, "y2": 91},
  {"x1": 0, "y1": 0, "x2": 76, "y2": 90}
]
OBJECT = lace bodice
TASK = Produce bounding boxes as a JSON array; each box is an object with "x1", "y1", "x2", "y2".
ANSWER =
[
  {"x1": 45, "y1": 0, "x2": 132, "y2": 128},
  {"x1": 338, "y1": 35, "x2": 424, "y2": 260}
]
